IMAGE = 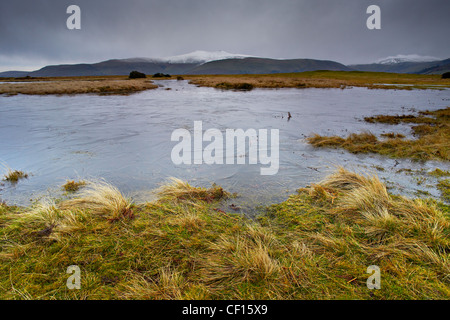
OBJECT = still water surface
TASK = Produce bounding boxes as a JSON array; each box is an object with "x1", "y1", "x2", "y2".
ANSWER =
[{"x1": 0, "y1": 80, "x2": 449, "y2": 211}]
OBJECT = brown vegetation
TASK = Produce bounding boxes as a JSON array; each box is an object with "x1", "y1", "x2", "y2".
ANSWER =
[
  {"x1": 62, "y1": 180, "x2": 86, "y2": 192},
  {"x1": 1, "y1": 72, "x2": 448, "y2": 95},
  {"x1": 0, "y1": 76, "x2": 157, "y2": 95},
  {"x1": 2, "y1": 169, "x2": 28, "y2": 183},
  {"x1": 184, "y1": 71, "x2": 450, "y2": 90},
  {"x1": 307, "y1": 107, "x2": 450, "y2": 161}
]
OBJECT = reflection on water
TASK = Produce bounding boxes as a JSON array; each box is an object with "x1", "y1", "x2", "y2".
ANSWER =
[{"x1": 0, "y1": 80, "x2": 449, "y2": 212}]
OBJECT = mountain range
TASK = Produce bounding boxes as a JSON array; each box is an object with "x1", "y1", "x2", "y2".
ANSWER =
[{"x1": 1, "y1": 51, "x2": 449, "y2": 77}]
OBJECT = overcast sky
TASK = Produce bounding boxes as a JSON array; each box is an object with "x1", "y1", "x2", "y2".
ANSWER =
[{"x1": 0, "y1": 0, "x2": 449, "y2": 71}]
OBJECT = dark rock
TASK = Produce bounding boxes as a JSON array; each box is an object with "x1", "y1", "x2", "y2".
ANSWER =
[
  {"x1": 152, "y1": 73, "x2": 171, "y2": 78},
  {"x1": 129, "y1": 71, "x2": 146, "y2": 79}
]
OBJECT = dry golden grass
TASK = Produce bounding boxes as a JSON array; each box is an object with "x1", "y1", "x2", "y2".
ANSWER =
[
  {"x1": 0, "y1": 77, "x2": 157, "y2": 95},
  {"x1": 1, "y1": 71, "x2": 448, "y2": 95},
  {"x1": 204, "y1": 232, "x2": 280, "y2": 287},
  {"x1": 311, "y1": 168, "x2": 450, "y2": 271},
  {"x1": 184, "y1": 71, "x2": 450, "y2": 90},
  {"x1": 59, "y1": 180, "x2": 133, "y2": 220},
  {"x1": 24, "y1": 198, "x2": 60, "y2": 226},
  {"x1": 119, "y1": 267, "x2": 186, "y2": 299}
]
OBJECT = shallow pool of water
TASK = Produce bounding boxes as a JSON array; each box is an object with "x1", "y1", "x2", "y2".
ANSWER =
[{"x1": 0, "y1": 81, "x2": 449, "y2": 212}]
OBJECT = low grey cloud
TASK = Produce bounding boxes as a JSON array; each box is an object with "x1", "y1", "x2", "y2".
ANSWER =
[{"x1": 0, "y1": 0, "x2": 449, "y2": 71}]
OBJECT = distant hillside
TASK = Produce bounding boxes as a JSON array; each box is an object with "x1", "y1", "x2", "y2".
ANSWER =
[
  {"x1": 351, "y1": 58, "x2": 450, "y2": 74},
  {"x1": 0, "y1": 55, "x2": 352, "y2": 78},
  {"x1": 2, "y1": 52, "x2": 448, "y2": 78},
  {"x1": 27, "y1": 60, "x2": 199, "y2": 77},
  {"x1": 188, "y1": 57, "x2": 352, "y2": 74},
  {"x1": 0, "y1": 71, "x2": 30, "y2": 78}
]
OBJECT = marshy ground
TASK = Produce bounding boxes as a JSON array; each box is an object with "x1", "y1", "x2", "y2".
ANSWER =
[
  {"x1": 307, "y1": 107, "x2": 450, "y2": 162},
  {"x1": 307, "y1": 107, "x2": 450, "y2": 203},
  {"x1": 0, "y1": 168, "x2": 448, "y2": 299},
  {"x1": 185, "y1": 71, "x2": 450, "y2": 90},
  {"x1": 1, "y1": 71, "x2": 449, "y2": 96},
  {"x1": 0, "y1": 71, "x2": 448, "y2": 299}
]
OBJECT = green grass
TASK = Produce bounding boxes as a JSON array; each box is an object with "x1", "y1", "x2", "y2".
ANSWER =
[
  {"x1": 0, "y1": 168, "x2": 448, "y2": 299},
  {"x1": 429, "y1": 169, "x2": 450, "y2": 177},
  {"x1": 437, "y1": 179, "x2": 450, "y2": 202}
]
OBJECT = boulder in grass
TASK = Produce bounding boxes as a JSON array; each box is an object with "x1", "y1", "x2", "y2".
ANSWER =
[{"x1": 129, "y1": 71, "x2": 146, "y2": 79}]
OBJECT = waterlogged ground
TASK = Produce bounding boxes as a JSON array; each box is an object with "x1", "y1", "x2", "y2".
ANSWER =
[{"x1": 0, "y1": 80, "x2": 449, "y2": 212}]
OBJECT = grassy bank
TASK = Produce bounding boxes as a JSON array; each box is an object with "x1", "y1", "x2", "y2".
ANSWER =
[
  {"x1": 0, "y1": 76, "x2": 158, "y2": 95},
  {"x1": 307, "y1": 107, "x2": 450, "y2": 161},
  {"x1": 0, "y1": 168, "x2": 448, "y2": 299},
  {"x1": 185, "y1": 71, "x2": 450, "y2": 90}
]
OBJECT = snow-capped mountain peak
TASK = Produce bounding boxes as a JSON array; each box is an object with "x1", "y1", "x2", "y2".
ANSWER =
[
  {"x1": 375, "y1": 54, "x2": 440, "y2": 65},
  {"x1": 163, "y1": 50, "x2": 253, "y2": 64},
  {"x1": 120, "y1": 51, "x2": 254, "y2": 64}
]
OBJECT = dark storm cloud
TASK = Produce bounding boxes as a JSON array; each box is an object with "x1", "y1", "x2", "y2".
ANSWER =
[{"x1": 0, "y1": 0, "x2": 449, "y2": 71}]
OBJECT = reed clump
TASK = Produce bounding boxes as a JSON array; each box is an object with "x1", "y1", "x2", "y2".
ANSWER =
[
  {"x1": 62, "y1": 180, "x2": 86, "y2": 192},
  {"x1": 156, "y1": 178, "x2": 229, "y2": 203},
  {"x1": 2, "y1": 169, "x2": 28, "y2": 183}
]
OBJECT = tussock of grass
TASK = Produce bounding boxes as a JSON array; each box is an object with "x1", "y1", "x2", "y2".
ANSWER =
[
  {"x1": 119, "y1": 267, "x2": 186, "y2": 299},
  {"x1": 380, "y1": 132, "x2": 405, "y2": 139},
  {"x1": 59, "y1": 180, "x2": 133, "y2": 220},
  {"x1": 215, "y1": 82, "x2": 254, "y2": 91},
  {"x1": 62, "y1": 180, "x2": 86, "y2": 192},
  {"x1": 204, "y1": 232, "x2": 280, "y2": 287},
  {"x1": 307, "y1": 108, "x2": 450, "y2": 161},
  {"x1": 0, "y1": 169, "x2": 449, "y2": 299},
  {"x1": 157, "y1": 178, "x2": 229, "y2": 203},
  {"x1": 27, "y1": 198, "x2": 60, "y2": 225},
  {"x1": 2, "y1": 168, "x2": 28, "y2": 183}
]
